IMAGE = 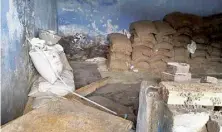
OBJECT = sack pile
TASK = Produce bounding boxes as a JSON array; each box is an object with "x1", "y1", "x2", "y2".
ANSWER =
[
  {"x1": 107, "y1": 33, "x2": 132, "y2": 71},
  {"x1": 28, "y1": 32, "x2": 75, "y2": 109},
  {"x1": 207, "y1": 41, "x2": 222, "y2": 63},
  {"x1": 130, "y1": 20, "x2": 160, "y2": 71}
]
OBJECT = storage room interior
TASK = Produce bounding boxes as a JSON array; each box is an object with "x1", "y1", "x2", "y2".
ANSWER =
[{"x1": 1, "y1": 0, "x2": 222, "y2": 131}]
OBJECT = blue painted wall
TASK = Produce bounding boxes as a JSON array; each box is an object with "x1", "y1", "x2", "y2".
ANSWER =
[
  {"x1": 1, "y1": 0, "x2": 57, "y2": 124},
  {"x1": 57, "y1": 0, "x2": 222, "y2": 37}
]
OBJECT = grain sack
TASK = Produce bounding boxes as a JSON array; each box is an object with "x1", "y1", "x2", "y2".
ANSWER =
[
  {"x1": 211, "y1": 42, "x2": 222, "y2": 49},
  {"x1": 150, "y1": 60, "x2": 167, "y2": 71},
  {"x1": 131, "y1": 41, "x2": 154, "y2": 49},
  {"x1": 174, "y1": 47, "x2": 189, "y2": 62},
  {"x1": 164, "y1": 12, "x2": 203, "y2": 29},
  {"x1": 191, "y1": 50, "x2": 206, "y2": 58},
  {"x1": 207, "y1": 47, "x2": 221, "y2": 56},
  {"x1": 154, "y1": 42, "x2": 173, "y2": 50},
  {"x1": 108, "y1": 33, "x2": 132, "y2": 55},
  {"x1": 153, "y1": 21, "x2": 176, "y2": 35},
  {"x1": 176, "y1": 27, "x2": 192, "y2": 36},
  {"x1": 131, "y1": 33, "x2": 157, "y2": 44},
  {"x1": 107, "y1": 60, "x2": 129, "y2": 71},
  {"x1": 188, "y1": 57, "x2": 207, "y2": 63},
  {"x1": 148, "y1": 55, "x2": 168, "y2": 63},
  {"x1": 130, "y1": 20, "x2": 158, "y2": 35},
  {"x1": 108, "y1": 52, "x2": 131, "y2": 62},
  {"x1": 153, "y1": 49, "x2": 174, "y2": 58},
  {"x1": 155, "y1": 34, "x2": 173, "y2": 44},
  {"x1": 196, "y1": 43, "x2": 207, "y2": 50},
  {"x1": 133, "y1": 45, "x2": 153, "y2": 57},
  {"x1": 132, "y1": 52, "x2": 150, "y2": 62},
  {"x1": 133, "y1": 61, "x2": 150, "y2": 71},
  {"x1": 206, "y1": 55, "x2": 222, "y2": 62},
  {"x1": 173, "y1": 35, "x2": 191, "y2": 43},
  {"x1": 192, "y1": 34, "x2": 209, "y2": 44}
]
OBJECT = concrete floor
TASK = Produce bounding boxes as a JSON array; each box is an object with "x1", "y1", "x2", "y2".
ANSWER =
[{"x1": 69, "y1": 61, "x2": 159, "y2": 124}]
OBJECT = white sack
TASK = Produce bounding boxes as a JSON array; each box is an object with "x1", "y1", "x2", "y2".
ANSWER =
[
  {"x1": 28, "y1": 70, "x2": 75, "y2": 97},
  {"x1": 29, "y1": 50, "x2": 63, "y2": 84}
]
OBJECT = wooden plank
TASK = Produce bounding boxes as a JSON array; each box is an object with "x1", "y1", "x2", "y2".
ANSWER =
[
  {"x1": 2, "y1": 99, "x2": 132, "y2": 132},
  {"x1": 160, "y1": 81, "x2": 222, "y2": 106},
  {"x1": 75, "y1": 77, "x2": 110, "y2": 96}
]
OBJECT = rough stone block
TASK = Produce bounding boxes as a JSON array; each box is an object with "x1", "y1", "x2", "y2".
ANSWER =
[
  {"x1": 161, "y1": 72, "x2": 191, "y2": 82},
  {"x1": 160, "y1": 81, "x2": 222, "y2": 106},
  {"x1": 200, "y1": 76, "x2": 218, "y2": 84},
  {"x1": 166, "y1": 62, "x2": 190, "y2": 74}
]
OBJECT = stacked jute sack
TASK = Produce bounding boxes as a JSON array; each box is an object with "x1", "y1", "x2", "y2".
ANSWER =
[
  {"x1": 164, "y1": 12, "x2": 209, "y2": 72},
  {"x1": 129, "y1": 20, "x2": 176, "y2": 73},
  {"x1": 107, "y1": 33, "x2": 132, "y2": 71},
  {"x1": 207, "y1": 41, "x2": 222, "y2": 64}
]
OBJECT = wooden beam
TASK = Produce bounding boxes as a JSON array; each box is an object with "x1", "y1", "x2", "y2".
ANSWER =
[{"x1": 75, "y1": 77, "x2": 110, "y2": 96}]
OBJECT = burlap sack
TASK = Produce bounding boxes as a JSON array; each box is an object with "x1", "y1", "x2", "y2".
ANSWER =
[
  {"x1": 131, "y1": 41, "x2": 154, "y2": 49},
  {"x1": 155, "y1": 34, "x2": 173, "y2": 44},
  {"x1": 150, "y1": 60, "x2": 167, "y2": 71},
  {"x1": 154, "y1": 42, "x2": 173, "y2": 50},
  {"x1": 133, "y1": 45, "x2": 153, "y2": 56},
  {"x1": 206, "y1": 54, "x2": 222, "y2": 62},
  {"x1": 131, "y1": 33, "x2": 157, "y2": 44},
  {"x1": 173, "y1": 35, "x2": 191, "y2": 47},
  {"x1": 188, "y1": 57, "x2": 207, "y2": 63},
  {"x1": 173, "y1": 35, "x2": 191, "y2": 43},
  {"x1": 196, "y1": 43, "x2": 207, "y2": 50},
  {"x1": 132, "y1": 52, "x2": 150, "y2": 62},
  {"x1": 108, "y1": 52, "x2": 131, "y2": 62},
  {"x1": 174, "y1": 47, "x2": 190, "y2": 62},
  {"x1": 175, "y1": 27, "x2": 192, "y2": 37},
  {"x1": 148, "y1": 55, "x2": 168, "y2": 63},
  {"x1": 107, "y1": 60, "x2": 129, "y2": 71},
  {"x1": 207, "y1": 47, "x2": 221, "y2": 56},
  {"x1": 130, "y1": 20, "x2": 158, "y2": 35},
  {"x1": 133, "y1": 61, "x2": 150, "y2": 71},
  {"x1": 108, "y1": 33, "x2": 132, "y2": 55},
  {"x1": 153, "y1": 49, "x2": 174, "y2": 58},
  {"x1": 164, "y1": 12, "x2": 203, "y2": 29},
  {"x1": 211, "y1": 42, "x2": 222, "y2": 49},
  {"x1": 192, "y1": 34, "x2": 209, "y2": 44},
  {"x1": 153, "y1": 21, "x2": 176, "y2": 35},
  {"x1": 191, "y1": 50, "x2": 206, "y2": 58}
]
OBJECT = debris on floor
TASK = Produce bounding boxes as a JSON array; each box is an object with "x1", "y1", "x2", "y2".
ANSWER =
[{"x1": 2, "y1": 99, "x2": 133, "y2": 132}]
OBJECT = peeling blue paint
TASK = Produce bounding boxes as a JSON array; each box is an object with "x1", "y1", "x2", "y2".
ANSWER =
[
  {"x1": 1, "y1": 0, "x2": 57, "y2": 125},
  {"x1": 57, "y1": 0, "x2": 222, "y2": 37}
]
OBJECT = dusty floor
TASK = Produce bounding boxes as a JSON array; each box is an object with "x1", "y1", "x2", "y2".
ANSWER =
[{"x1": 70, "y1": 61, "x2": 159, "y2": 125}]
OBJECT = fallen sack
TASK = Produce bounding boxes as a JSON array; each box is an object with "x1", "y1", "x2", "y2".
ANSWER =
[
  {"x1": 154, "y1": 20, "x2": 176, "y2": 35},
  {"x1": 28, "y1": 70, "x2": 75, "y2": 97},
  {"x1": 130, "y1": 20, "x2": 158, "y2": 35}
]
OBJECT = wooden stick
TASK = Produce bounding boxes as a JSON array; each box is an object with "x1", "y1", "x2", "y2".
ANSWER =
[{"x1": 75, "y1": 77, "x2": 110, "y2": 96}]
